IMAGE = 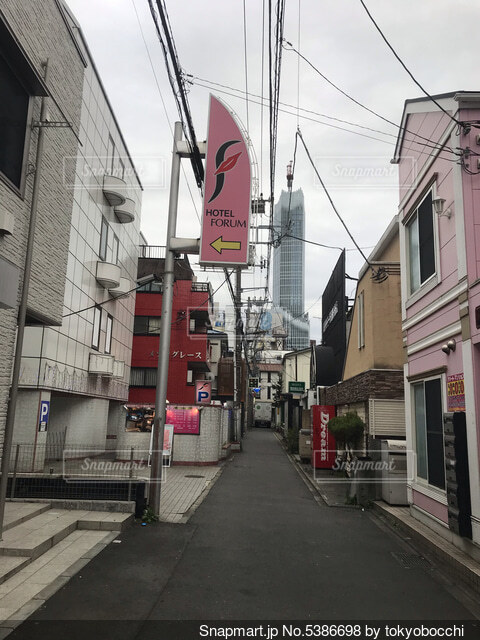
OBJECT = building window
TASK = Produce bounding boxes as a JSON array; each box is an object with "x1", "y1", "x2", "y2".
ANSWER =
[
  {"x1": 92, "y1": 305, "x2": 102, "y2": 350},
  {"x1": 137, "y1": 280, "x2": 162, "y2": 293},
  {"x1": 407, "y1": 191, "x2": 435, "y2": 294},
  {"x1": 412, "y1": 378, "x2": 445, "y2": 489},
  {"x1": 107, "y1": 135, "x2": 115, "y2": 175},
  {"x1": 130, "y1": 367, "x2": 156, "y2": 387},
  {"x1": 133, "y1": 316, "x2": 161, "y2": 335},
  {"x1": 99, "y1": 216, "x2": 108, "y2": 261},
  {"x1": 112, "y1": 233, "x2": 119, "y2": 265},
  {"x1": 105, "y1": 314, "x2": 113, "y2": 354},
  {"x1": 358, "y1": 290, "x2": 365, "y2": 349},
  {"x1": 118, "y1": 157, "x2": 125, "y2": 180},
  {"x1": 0, "y1": 54, "x2": 31, "y2": 190}
]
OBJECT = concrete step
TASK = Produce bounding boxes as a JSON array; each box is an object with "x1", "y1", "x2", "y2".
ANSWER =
[
  {"x1": 0, "y1": 509, "x2": 133, "y2": 560},
  {"x1": 0, "y1": 557, "x2": 30, "y2": 586},
  {"x1": 3, "y1": 502, "x2": 51, "y2": 532},
  {"x1": 0, "y1": 529, "x2": 117, "y2": 630},
  {"x1": 0, "y1": 510, "x2": 78, "y2": 560}
]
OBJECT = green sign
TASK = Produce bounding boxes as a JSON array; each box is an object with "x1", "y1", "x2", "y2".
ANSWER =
[{"x1": 288, "y1": 381, "x2": 305, "y2": 394}]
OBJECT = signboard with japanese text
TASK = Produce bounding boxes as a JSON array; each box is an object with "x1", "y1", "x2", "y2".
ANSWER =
[
  {"x1": 166, "y1": 406, "x2": 200, "y2": 435},
  {"x1": 195, "y1": 380, "x2": 212, "y2": 405},
  {"x1": 312, "y1": 405, "x2": 336, "y2": 469},
  {"x1": 162, "y1": 424, "x2": 174, "y2": 466},
  {"x1": 288, "y1": 381, "x2": 305, "y2": 394},
  {"x1": 199, "y1": 95, "x2": 251, "y2": 267},
  {"x1": 447, "y1": 373, "x2": 465, "y2": 412}
]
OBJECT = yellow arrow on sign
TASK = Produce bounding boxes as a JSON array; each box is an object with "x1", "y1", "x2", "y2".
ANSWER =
[{"x1": 210, "y1": 236, "x2": 241, "y2": 254}]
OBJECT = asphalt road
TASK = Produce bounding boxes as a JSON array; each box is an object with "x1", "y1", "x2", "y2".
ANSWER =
[{"x1": 9, "y1": 429, "x2": 478, "y2": 639}]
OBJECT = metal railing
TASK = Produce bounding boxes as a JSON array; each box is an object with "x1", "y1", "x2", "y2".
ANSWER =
[
  {"x1": 191, "y1": 281, "x2": 212, "y2": 294},
  {"x1": 139, "y1": 245, "x2": 166, "y2": 259}
]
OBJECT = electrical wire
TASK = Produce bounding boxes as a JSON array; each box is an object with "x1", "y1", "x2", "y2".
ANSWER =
[
  {"x1": 130, "y1": 0, "x2": 201, "y2": 222},
  {"x1": 282, "y1": 40, "x2": 462, "y2": 157},
  {"x1": 242, "y1": 0, "x2": 250, "y2": 134},
  {"x1": 358, "y1": 0, "x2": 462, "y2": 129},
  {"x1": 148, "y1": 0, "x2": 204, "y2": 188},
  {"x1": 296, "y1": 129, "x2": 371, "y2": 266},
  {"x1": 187, "y1": 76, "x2": 462, "y2": 162}
]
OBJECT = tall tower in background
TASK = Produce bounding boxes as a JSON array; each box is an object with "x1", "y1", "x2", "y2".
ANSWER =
[{"x1": 272, "y1": 187, "x2": 310, "y2": 350}]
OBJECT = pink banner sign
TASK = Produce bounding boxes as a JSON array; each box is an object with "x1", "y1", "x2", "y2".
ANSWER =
[
  {"x1": 166, "y1": 406, "x2": 200, "y2": 435},
  {"x1": 447, "y1": 373, "x2": 465, "y2": 412},
  {"x1": 200, "y1": 95, "x2": 251, "y2": 266}
]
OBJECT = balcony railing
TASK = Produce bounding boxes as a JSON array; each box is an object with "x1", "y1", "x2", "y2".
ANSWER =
[
  {"x1": 191, "y1": 282, "x2": 212, "y2": 294},
  {"x1": 139, "y1": 245, "x2": 166, "y2": 259}
]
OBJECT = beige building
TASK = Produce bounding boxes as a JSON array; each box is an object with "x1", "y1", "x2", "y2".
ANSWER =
[
  {"x1": 343, "y1": 217, "x2": 403, "y2": 380},
  {"x1": 319, "y1": 216, "x2": 405, "y2": 442}
]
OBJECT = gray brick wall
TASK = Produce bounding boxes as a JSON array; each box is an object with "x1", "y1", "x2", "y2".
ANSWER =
[{"x1": 0, "y1": 0, "x2": 85, "y2": 448}]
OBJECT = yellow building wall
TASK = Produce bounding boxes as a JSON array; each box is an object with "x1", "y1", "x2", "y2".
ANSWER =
[{"x1": 343, "y1": 234, "x2": 403, "y2": 380}]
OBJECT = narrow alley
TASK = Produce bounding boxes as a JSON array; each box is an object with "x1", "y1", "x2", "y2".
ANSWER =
[{"x1": 9, "y1": 430, "x2": 478, "y2": 639}]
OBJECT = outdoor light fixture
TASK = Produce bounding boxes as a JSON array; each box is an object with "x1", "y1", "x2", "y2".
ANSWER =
[
  {"x1": 447, "y1": 339, "x2": 456, "y2": 351},
  {"x1": 432, "y1": 196, "x2": 451, "y2": 219},
  {"x1": 441, "y1": 338, "x2": 456, "y2": 354}
]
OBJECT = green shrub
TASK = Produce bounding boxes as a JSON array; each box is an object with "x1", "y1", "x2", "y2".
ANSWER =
[
  {"x1": 328, "y1": 412, "x2": 364, "y2": 449},
  {"x1": 286, "y1": 428, "x2": 299, "y2": 454},
  {"x1": 142, "y1": 506, "x2": 159, "y2": 524}
]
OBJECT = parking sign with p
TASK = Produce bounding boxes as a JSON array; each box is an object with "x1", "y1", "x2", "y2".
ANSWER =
[
  {"x1": 39, "y1": 400, "x2": 50, "y2": 432},
  {"x1": 195, "y1": 380, "x2": 212, "y2": 405}
]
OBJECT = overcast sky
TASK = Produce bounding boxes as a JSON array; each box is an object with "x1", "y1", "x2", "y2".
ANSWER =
[{"x1": 68, "y1": 0, "x2": 480, "y2": 343}]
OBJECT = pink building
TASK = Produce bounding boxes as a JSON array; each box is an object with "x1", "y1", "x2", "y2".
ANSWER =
[{"x1": 395, "y1": 92, "x2": 480, "y2": 556}]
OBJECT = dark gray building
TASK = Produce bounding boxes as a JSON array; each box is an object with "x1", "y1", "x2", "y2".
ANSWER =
[{"x1": 272, "y1": 189, "x2": 309, "y2": 350}]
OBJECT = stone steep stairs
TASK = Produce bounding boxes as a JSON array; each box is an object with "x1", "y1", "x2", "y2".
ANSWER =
[{"x1": 0, "y1": 502, "x2": 133, "y2": 634}]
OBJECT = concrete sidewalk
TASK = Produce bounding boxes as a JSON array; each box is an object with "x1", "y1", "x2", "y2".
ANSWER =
[{"x1": 159, "y1": 465, "x2": 223, "y2": 523}]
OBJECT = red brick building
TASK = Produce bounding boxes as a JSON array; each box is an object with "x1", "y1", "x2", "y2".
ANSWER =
[{"x1": 128, "y1": 249, "x2": 212, "y2": 407}]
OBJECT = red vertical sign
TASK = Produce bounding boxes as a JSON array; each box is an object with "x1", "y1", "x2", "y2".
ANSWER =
[
  {"x1": 200, "y1": 95, "x2": 251, "y2": 266},
  {"x1": 312, "y1": 405, "x2": 336, "y2": 469}
]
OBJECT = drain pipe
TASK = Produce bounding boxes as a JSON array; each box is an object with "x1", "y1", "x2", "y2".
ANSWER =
[{"x1": 0, "y1": 61, "x2": 49, "y2": 539}]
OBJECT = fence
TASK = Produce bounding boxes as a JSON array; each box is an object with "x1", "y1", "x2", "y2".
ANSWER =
[
  {"x1": 6, "y1": 443, "x2": 154, "y2": 512},
  {"x1": 139, "y1": 245, "x2": 166, "y2": 259}
]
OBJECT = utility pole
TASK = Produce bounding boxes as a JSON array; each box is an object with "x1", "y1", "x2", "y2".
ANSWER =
[
  {"x1": 149, "y1": 122, "x2": 183, "y2": 516},
  {"x1": 234, "y1": 267, "x2": 243, "y2": 442},
  {"x1": 149, "y1": 122, "x2": 204, "y2": 516}
]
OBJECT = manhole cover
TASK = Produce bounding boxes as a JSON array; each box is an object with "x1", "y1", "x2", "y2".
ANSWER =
[
  {"x1": 391, "y1": 552, "x2": 431, "y2": 570},
  {"x1": 184, "y1": 474, "x2": 205, "y2": 479}
]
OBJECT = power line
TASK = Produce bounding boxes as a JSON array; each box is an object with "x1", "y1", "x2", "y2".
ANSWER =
[
  {"x1": 148, "y1": 0, "x2": 204, "y2": 188},
  {"x1": 130, "y1": 0, "x2": 201, "y2": 223},
  {"x1": 242, "y1": 0, "x2": 250, "y2": 134},
  {"x1": 296, "y1": 129, "x2": 371, "y2": 266},
  {"x1": 187, "y1": 76, "x2": 462, "y2": 161},
  {"x1": 282, "y1": 40, "x2": 462, "y2": 157},
  {"x1": 358, "y1": 0, "x2": 462, "y2": 129}
]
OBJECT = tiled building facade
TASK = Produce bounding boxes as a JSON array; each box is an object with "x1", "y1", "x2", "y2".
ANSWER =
[
  {"x1": 0, "y1": 0, "x2": 85, "y2": 453},
  {"x1": 1, "y1": 1, "x2": 143, "y2": 463}
]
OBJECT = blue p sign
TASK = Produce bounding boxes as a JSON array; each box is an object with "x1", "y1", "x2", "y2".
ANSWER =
[
  {"x1": 39, "y1": 400, "x2": 50, "y2": 432},
  {"x1": 195, "y1": 380, "x2": 212, "y2": 405}
]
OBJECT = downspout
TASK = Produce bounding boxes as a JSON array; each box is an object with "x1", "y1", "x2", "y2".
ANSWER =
[{"x1": 0, "y1": 61, "x2": 49, "y2": 539}]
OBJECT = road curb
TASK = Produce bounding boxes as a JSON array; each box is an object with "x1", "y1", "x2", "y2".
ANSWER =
[{"x1": 372, "y1": 501, "x2": 480, "y2": 597}]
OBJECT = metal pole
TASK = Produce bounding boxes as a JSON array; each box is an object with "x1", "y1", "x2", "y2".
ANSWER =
[
  {"x1": 149, "y1": 121, "x2": 183, "y2": 516},
  {"x1": 0, "y1": 62, "x2": 49, "y2": 539},
  {"x1": 10, "y1": 445, "x2": 20, "y2": 499},
  {"x1": 234, "y1": 267, "x2": 243, "y2": 443}
]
